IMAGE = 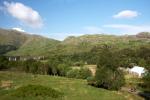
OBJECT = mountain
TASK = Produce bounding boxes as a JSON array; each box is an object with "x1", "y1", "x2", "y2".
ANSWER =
[
  {"x1": 63, "y1": 33, "x2": 150, "y2": 45},
  {"x1": 0, "y1": 28, "x2": 29, "y2": 47},
  {"x1": 0, "y1": 28, "x2": 150, "y2": 56},
  {"x1": 0, "y1": 28, "x2": 60, "y2": 56},
  {"x1": 57, "y1": 33, "x2": 150, "y2": 54},
  {"x1": 136, "y1": 32, "x2": 150, "y2": 39}
]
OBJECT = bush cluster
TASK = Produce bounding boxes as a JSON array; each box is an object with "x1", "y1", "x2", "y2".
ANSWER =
[
  {"x1": 87, "y1": 46, "x2": 125, "y2": 90},
  {"x1": 11, "y1": 84, "x2": 63, "y2": 98},
  {"x1": 87, "y1": 68, "x2": 125, "y2": 90},
  {"x1": 67, "y1": 68, "x2": 92, "y2": 79}
]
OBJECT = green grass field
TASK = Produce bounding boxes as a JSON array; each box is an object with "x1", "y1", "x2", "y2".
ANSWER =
[{"x1": 0, "y1": 71, "x2": 143, "y2": 100}]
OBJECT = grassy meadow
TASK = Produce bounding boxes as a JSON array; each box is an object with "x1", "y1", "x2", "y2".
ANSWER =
[{"x1": 0, "y1": 71, "x2": 143, "y2": 100}]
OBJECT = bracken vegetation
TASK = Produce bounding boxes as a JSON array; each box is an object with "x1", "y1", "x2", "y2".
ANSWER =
[{"x1": 11, "y1": 84, "x2": 63, "y2": 98}]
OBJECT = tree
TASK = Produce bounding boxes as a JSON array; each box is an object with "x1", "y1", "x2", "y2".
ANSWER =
[
  {"x1": 57, "y1": 64, "x2": 70, "y2": 76},
  {"x1": 95, "y1": 67, "x2": 125, "y2": 90},
  {"x1": 88, "y1": 45, "x2": 125, "y2": 90},
  {"x1": 30, "y1": 62, "x2": 39, "y2": 74},
  {"x1": 0, "y1": 56, "x2": 9, "y2": 70},
  {"x1": 67, "y1": 68, "x2": 92, "y2": 79},
  {"x1": 22, "y1": 60, "x2": 33, "y2": 73},
  {"x1": 138, "y1": 59, "x2": 147, "y2": 67},
  {"x1": 67, "y1": 69, "x2": 79, "y2": 78},
  {"x1": 73, "y1": 61, "x2": 84, "y2": 67},
  {"x1": 96, "y1": 45, "x2": 120, "y2": 70},
  {"x1": 48, "y1": 57, "x2": 59, "y2": 75},
  {"x1": 76, "y1": 68, "x2": 92, "y2": 79}
]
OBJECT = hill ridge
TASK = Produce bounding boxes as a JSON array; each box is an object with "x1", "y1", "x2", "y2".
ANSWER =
[{"x1": 0, "y1": 28, "x2": 150, "y2": 56}]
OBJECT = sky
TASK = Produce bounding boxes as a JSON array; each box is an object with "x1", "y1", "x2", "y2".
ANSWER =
[{"x1": 0, "y1": 0, "x2": 150, "y2": 40}]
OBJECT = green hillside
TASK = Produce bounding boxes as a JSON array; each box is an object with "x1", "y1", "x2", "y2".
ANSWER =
[
  {"x1": 53, "y1": 33, "x2": 150, "y2": 55},
  {"x1": 7, "y1": 35, "x2": 60, "y2": 56},
  {"x1": 0, "y1": 71, "x2": 143, "y2": 100},
  {"x1": 0, "y1": 28, "x2": 29, "y2": 47},
  {"x1": 0, "y1": 28, "x2": 150, "y2": 56},
  {"x1": 0, "y1": 28, "x2": 60, "y2": 56}
]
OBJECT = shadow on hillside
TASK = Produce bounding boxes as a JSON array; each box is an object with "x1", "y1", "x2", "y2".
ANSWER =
[{"x1": 138, "y1": 91, "x2": 150, "y2": 100}]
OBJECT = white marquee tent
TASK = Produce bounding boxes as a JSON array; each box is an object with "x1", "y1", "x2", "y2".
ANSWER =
[{"x1": 129, "y1": 66, "x2": 146, "y2": 77}]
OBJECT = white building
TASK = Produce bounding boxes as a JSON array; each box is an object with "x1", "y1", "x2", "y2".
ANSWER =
[{"x1": 129, "y1": 66, "x2": 146, "y2": 77}]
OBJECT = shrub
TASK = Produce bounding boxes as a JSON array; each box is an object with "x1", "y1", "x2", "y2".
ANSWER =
[
  {"x1": 91, "y1": 67, "x2": 125, "y2": 90},
  {"x1": 11, "y1": 84, "x2": 63, "y2": 98},
  {"x1": 0, "y1": 56, "x2": 9, "y2": 70},
  {"x1": 73, "y1": 61, "x2": 84, "y2": 67},
  {"x1": 67, "y1": 68, "x2": 92, "y2": 79},
  {"x1": 87, "y1": 76, "x2": 96, "y2": 86},
  {"x1": 142, "y1": 72, "x2": 150, "y2": 92},
  {"x1": 67, "y1": 69, "x2": 79, "y2": 78},
  {"x1": 57, "y1": 64, "x2": 70, "y2": 76},
  {"x1": 76, "y1": 68, "x2": 92, "y2": 79}
]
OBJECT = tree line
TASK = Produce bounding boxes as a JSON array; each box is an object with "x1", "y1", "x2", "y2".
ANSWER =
[{"x1": 0, "y1": 44, "x2": 149, "y2": 91}]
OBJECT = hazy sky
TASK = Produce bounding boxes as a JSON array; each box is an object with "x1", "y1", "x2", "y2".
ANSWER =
[{"x1": 0, "y1": 0, "x2": 150, "y2": 40}]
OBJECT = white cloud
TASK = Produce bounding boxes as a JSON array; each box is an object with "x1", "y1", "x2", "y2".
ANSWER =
[
  {"x1": 3, "y1": 1, "x2": 43, "y2": 28},
  {"x1": 12, "y1": 27, "x2": 25, "y2": 32},
  {"x1": 103, "y1": 24, "x2": 150, "y2": 35},
  {"x1": 113, "y1": 10, "x2": 139, "y2": 19},
  {"x1": 84, "y1": 26, "x2": 103, "y2": 33}
]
